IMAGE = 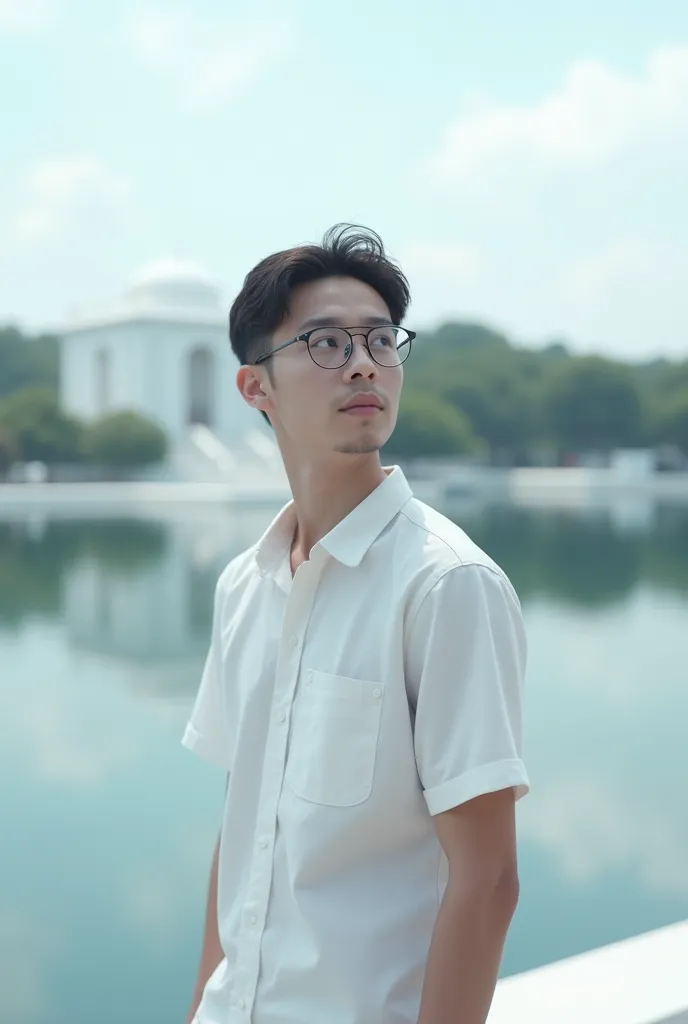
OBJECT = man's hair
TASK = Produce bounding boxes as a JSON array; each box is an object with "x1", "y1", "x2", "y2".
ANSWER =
[{"x1": 228, "y1": 223, "x2": 411, "y2": 366}]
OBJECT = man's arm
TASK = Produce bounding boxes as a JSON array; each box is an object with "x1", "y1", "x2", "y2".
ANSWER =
[
  {"x1": 185, "y1": 830, "x2": 225, "y2": 1024},
  {"x1": 417, "y1": 788, "x2": 520, "y2": 1024}
]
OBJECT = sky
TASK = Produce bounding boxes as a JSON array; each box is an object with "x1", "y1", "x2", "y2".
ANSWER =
[{"x1": 1, "y1": 0, "x2": 688, "y2": 362}]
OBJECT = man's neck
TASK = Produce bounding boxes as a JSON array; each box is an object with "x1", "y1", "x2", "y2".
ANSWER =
[{"x1": 285, "y1": 454, "x2": 387, "y2": 573}]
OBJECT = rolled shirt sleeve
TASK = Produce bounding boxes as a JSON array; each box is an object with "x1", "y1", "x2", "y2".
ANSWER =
[
  {"x1": 182, "y1": 573, "x2": 233, "y2": 771},
  {"x1": 406, "y1": 562, "x2": 530, "y2": 816}
]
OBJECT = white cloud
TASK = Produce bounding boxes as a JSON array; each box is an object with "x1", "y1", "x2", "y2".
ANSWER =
[
  {"x1": 398, "y1": 241, "x2": 483, "y2": 326},
  {"x1": 563, "y1": 237, "x2": 688, "y2": 307},
  {"x1": 426, "y1": 45, "x2": 688, "y2": 188},
  {"x1": 565, "y1": 240, "x2": 664, "y2": 306},
  {"x1": 556, "y1": 236, "x2": 688, "y2": 357},
  {"x1": 519, "y1": 772, "x2": 688, "y2": 898},
  {"x1": 518, "y1": 592, "x2": 688, "y2": 897},
  {"x1": 400, "y1": 241, "x2": 481, "y2": 279},
  {"x1": 128, "y1": 9, "x2": 288, "y2": 109},
  {"x1": 15, "y1": 689, "x2": 138, "y2": 788},
  {"x1": 0, "y1": 911, "x2": 60, "y2": 1022},
  {"x1": 13, "y1": 155, "x2": 131, "y2": 244},
  {"x1": 0, "y1": 0, "x2": 53, "y2": 31},
  {"x1": 411, "y1": 45, "x2": 688, "y2": 356}
]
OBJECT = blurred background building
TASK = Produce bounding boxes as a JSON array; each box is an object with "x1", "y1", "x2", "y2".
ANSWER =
[{"x1": 57, "y1": 260, "x2": 285, "y2": 484}]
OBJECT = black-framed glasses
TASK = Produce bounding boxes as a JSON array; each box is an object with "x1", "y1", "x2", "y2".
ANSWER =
[{"x1": 254, "y1": 325, "x2": 415, "y2": 370}]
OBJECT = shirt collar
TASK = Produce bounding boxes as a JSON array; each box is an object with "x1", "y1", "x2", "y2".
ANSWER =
[
  {"x1": 318, "y1": 465, "x2": 413, "y2": 567},
  {"x1": 255, "y1": 466, "x2": 413, "y2": 577},
  {"x1": 254, "y1": 501, "x2": 298, "y2": 580}
]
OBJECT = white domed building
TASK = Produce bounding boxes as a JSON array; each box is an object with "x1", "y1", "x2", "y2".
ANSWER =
[{"x1": 59, "y1": 260, "x2": 283, "y2": 483}]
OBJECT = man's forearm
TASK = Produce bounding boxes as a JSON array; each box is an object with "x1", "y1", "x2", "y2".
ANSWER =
[
  {"x1": 417, "y1": 872, "x2": 519, "y2": 1024},
  {"x1": 185, "y1": 836, "x2": 224, "y2": 1024}
]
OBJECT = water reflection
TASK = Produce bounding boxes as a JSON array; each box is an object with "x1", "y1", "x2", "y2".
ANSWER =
[
  {"x1": 0, "y1": 519, "x2": 168, "y2": 629},
  {"x1": 454, "y1": 501, "x2": 688, "y2": 605},
  {"x1": 2, "y1": 502, "x2": 687, "y2": 636}
]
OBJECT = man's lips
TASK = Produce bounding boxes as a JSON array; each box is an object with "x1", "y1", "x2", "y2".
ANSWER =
[
  {"x1": 342, "y1": 405, "x2": 382, "y2": 416},
  {"x1": 340, "y1": 396, "x2": 383, "y2": 412}
]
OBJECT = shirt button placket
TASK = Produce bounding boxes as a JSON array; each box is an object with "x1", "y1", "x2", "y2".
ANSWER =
[
  {"x1": 236, "y1": 564, "x2": 321, "y2": 1016},
  {"x1": 237, "y1": 638, "x2": 300, "y2": 1010}
]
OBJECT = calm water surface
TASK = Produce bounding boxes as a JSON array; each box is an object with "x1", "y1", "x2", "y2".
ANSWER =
[{"x1": 1, "y1": 498, "x2": 687, "y2": 1023}]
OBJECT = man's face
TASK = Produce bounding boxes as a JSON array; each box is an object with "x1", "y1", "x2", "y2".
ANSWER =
[{"x1": 246, "y1": 276, "x2": 404, "y2": 457}]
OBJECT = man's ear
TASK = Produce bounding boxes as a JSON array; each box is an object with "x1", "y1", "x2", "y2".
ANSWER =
[{"x1": 236, "y1": 365, "x2": 272, "y2": 414}]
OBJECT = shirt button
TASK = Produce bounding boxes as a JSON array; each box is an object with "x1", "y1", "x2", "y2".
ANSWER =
[
  {"x1": 373, "y1": 687, "x2": 382, "y2": 698},
  {"x1": 238, "y1": 998, "x2": 246, "y2": 1010},
  {"x1": 277, "y1": 710, "x2": 286, "y2": 723},
  {"x1": 249, "y1": 913, "x2": 257, "y2": 925},
  {"x1": 258, "y1": 837, "x2": 268, "y2": 849},
  {"x1": 306, "y1": 671, "x2": 313, "y2": 684},
  {"x1": 289, "y1": 634, "x2": 298, "y2": 647}
]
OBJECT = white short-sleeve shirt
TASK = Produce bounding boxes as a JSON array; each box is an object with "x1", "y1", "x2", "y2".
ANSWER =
[{"x1": 183, "y1": 466, "x2": 529, "y2": 1024}]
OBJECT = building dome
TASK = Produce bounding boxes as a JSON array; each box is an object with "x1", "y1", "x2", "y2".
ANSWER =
[{"x1": 124, "y1": 258, "x2": 221, "y2": 312}]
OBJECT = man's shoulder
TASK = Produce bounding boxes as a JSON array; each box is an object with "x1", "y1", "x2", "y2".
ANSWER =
[
  {"x1": 395, "y1": 497, "x2": 507, "y2": 580},
  {"x1": 389, "y1": 498, "x2": 521, "y2": 620},
  {"x1": 215, "y1": 543, "x2": 260, "y2": 598}
]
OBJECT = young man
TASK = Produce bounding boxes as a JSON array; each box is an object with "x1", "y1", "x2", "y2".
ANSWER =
[{"x1": 183, "y1": 225, "x2": 529, "y2": 1024}]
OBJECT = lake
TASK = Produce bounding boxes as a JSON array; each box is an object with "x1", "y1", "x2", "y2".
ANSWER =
[{"x1": 1, "y1": 496, "x2": 687, "y2": 1023}]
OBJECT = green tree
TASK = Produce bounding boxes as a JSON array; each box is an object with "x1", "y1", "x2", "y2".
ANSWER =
[
  {"x1": 0, "y1": 387, "x2": 84, "y2": 463},
  {"x1": 0, "y1": 327, "x2": 59, "y2": 398},
  {"x1": 445, "y1": 372, "x2": 541, "y2": 456},
  {"x1": 84, "y1": 410, "x2": 168, "y2": 467},
  {"x1": 654, "y1": 388, "x2": 688, "y2": 454},
  {"x1": 0, "y1": 426, "x2": 18, "y2": 476},
  {"x1": 545, "y1": 357, "x2": 643, "y2": 452},
  {"x1": 385, "y1": 393, "x2": 480, "y2": 458},
  {"x1": 427, "y1": 321, "x2": 511, "y2": 356},
  {"x1": 406, "y1": 324, "x2": 548, "y2": 458}
]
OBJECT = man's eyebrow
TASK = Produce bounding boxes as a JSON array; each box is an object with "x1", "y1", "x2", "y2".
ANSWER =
[{"x1": 296, "y1": 315, "x2": 393, "y2": 333}]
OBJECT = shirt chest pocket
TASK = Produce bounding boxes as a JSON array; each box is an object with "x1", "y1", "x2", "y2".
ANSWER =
[{"x1": 286, "y1": 670, "x2": 385, "y2": 807}]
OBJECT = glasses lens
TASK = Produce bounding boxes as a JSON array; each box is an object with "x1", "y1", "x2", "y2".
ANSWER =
[
  {"x1": 307, "y1": 326, "x2": 411, "y2": 367},
  {"x1": 368, "y1": 326, "x2": 410, "y2": 366},
  {"x1": 307, "y1": 328, "x2": 351, "y2": 367}
]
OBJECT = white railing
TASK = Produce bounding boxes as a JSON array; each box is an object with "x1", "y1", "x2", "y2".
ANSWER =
[{"x1": 488, "y1": 918, "x2": 688, "y2": 1024}]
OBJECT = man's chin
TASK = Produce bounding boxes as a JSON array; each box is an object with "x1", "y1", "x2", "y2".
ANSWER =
[{"x1": 334, "y1": 442, "x2": 381, "y2": 455}]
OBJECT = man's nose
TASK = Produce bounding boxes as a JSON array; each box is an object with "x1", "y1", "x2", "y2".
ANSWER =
[{"x1": 345, "y1": 336, "x2": 378, "y2": 378}]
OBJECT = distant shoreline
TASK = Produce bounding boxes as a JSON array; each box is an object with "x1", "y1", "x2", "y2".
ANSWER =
[{"x1": 2, "y1": 466, "x2": 688, "y2": 518}]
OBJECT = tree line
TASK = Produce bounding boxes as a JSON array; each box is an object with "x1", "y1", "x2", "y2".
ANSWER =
[
  {"x1": 1, "y1": 322, "x2": 688, "y2": 468},
  {"x1": 387, "y1": 323, "x2": 688, "y2": 463}
]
